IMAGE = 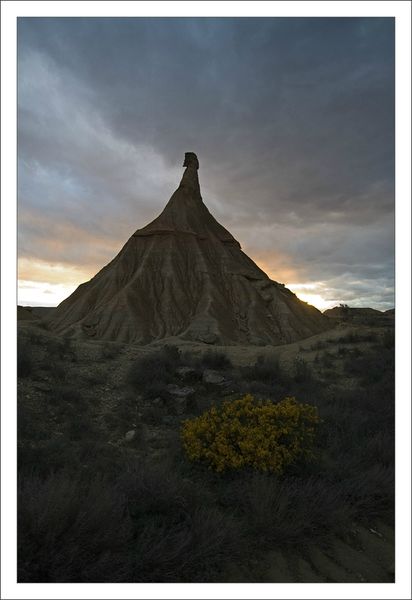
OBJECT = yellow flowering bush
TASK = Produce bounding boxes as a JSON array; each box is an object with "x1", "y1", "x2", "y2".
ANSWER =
[{"x1": 181, "y1": 395, "x2": 320, "y2": 473}]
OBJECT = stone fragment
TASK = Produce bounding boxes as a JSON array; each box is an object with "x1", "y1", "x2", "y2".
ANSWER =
[
  {"x1": 124, "y1": 430, "x2": 136, "y2": 442},
  {"x1": 166, "y1": 384, "x2": 195, "y2": 398},
  {"x1": 202, "y1": 370, "x2": 225, "y2": 385}
]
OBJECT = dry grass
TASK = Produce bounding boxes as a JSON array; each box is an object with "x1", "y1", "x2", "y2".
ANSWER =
[{"x1": 17, "y1": 319, "x2": 394, "y2": 582}]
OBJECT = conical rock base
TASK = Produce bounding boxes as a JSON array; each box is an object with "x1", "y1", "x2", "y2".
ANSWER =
[{"x1": 47, "y1": 153, "x2": 331, "y2": 345}]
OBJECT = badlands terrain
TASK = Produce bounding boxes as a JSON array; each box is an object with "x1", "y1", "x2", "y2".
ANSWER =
[
  {"x1": 17, "y1": 154, "x2": 394, "y2": 583},
  {"x1": 18, "y1": 308, "x2": 394, "y2": 582}
]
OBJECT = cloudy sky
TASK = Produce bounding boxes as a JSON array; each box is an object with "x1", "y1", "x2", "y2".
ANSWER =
[{"x1": 17, "y1": 17, "x2": 394, "y2": 310}]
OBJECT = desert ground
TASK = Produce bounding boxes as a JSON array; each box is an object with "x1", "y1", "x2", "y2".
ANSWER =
[{"x1": 17, "y1": 309, "x2": 394, "y2": 583}]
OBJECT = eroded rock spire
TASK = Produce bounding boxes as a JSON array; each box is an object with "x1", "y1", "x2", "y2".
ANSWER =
[
  {"x1": 180, "y1": 152, "x2": 200, "y2": 194},
  {"x1": 183, "y1": 152, "x2": 199, "y2": 169},
  {"x1": 46, "y1": 152, "x2": 331, "y2": 345}
]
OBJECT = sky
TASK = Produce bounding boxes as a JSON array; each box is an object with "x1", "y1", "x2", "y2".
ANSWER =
[{"x1": 17, "y1": 17, "x2": 395, "y2": 311}]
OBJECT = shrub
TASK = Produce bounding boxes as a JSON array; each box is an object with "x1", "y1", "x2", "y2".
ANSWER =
[
  {"x1": 46, "y1": 337, "x2": 75, "y2": 361},
  {"x1": 18, "y1": 399, "x2": 50, "y2": 443},
  {"x1": 240, "y1": 379, "x2": 277, "y2": 398},
  {"x1": 241, "y1": 354, "x2": 282, "y2": 384},
  {"x1": 101, "y1": 342, "x2": 122, "y2": 360},
  {"x1": 336, "y1": 332, "x2": 376, "y2": 344},
  {"x1": 232, "y1": 474, "x2": 353, "y2": 547},
  {"x1": 54, "y1": 384, "x2": 83, "y2": 404},
  {"x1": 18, "y1": 470, "x2": 131, "y2": 582},
  {"x1": 181, "y1": 395, "x2": 320, "y2": 473},
  {"x1": 381, "y1": 330, "x2": 395, "y2": 349},
  {"x1": 200, "y1": 351, "x2": 232, "y2": 370},
  {"x1": 127, "y1": 345, "x2": 181, "y2": 389},
  {"x1": 293, "y1": 357, "x2": 312, "y2": 383},
  {"x1": 142, "y1": 381, "x2": 171, "y2": 401},
  {"x1": 48, "y1": 384, "x2": 91, "y2": 418},
  {"x1": 344, "y1": 346, "x2": 394, "y2": 385},
  {"x1": 52, "y1": 361, "x2": 68, "y2": 382},
  {"x1": 27, "y1": 329, "x2": 45, "y2": 346},
  {"x1": 141, "y1": 403, "x2": 165, "y2": 425},
  {"x1": 320, "y1": 351, "x2": 334, "y2": 369},
  {"x1": 117, "y1": 461, "x2": 243, "y2": 582},
  {"x1": 84, "y1": 367, "x2": 107, "y2": 386},
  {"x1": 18, "y1": 344, "x2": 33, "y2": 378},
  {"x1": 345, "y1": 464, "x2": 394, "y2": 520},
  {"x1": 162, "y1": 344, "x2": 181, "y2": 363},
  {"x1": 64, "y1": 416, "x2": 98, "y2": 441},
  {"x1": 310, "y1": 341, "x2": 327, "y2": 351}
]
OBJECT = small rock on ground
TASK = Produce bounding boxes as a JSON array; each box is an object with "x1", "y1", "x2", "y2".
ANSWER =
[
  {"x1": 166, "y1": 384, "x2": 195, "y2": 398},
  {"x1": 202, "y1": 370, "x2": 225, "y2": 384},
  {"x1": 124, "y1": 430, "x2": 136, "y2": 442}
]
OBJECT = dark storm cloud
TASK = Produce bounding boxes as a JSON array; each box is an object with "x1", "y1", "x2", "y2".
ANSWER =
[{"x1": 18, "y1": 17, "x2": 394, "y2": 309}]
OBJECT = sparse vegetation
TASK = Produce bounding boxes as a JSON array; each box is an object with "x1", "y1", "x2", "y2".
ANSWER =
[
  {"x1": 293, "y1": 356, "x2": 312, "y2": 383},
  {"x1": 336, "y1": 332, "x2": 377, "y2": 344},
  {"x1": 199, "y1": 350, "x2": 233, "y2": 370},
  {"x1": 17, "y1": 342, "x2": 33, "y2": 378},
  {"x1": 18, "y1": 470, "x2": 132, "y2": 582},
  {"x1": 241, "y1": 354, "x2": 282, "y2": 384},
  {"x1": 141, "y1": 403, "x2": 165, "y2": 426},
  {"x1": 17, "y1": 320, "x2": 395, "y2": 582},
  {"x1": 233, "y1": 474, "x2": 355, "y2": 547},
  {"x1": 101, "y1": 342, "x2": 122, "y2": 360},
  {"x1": 127, "y1": 345, "x2": 181, "y2": 390}
]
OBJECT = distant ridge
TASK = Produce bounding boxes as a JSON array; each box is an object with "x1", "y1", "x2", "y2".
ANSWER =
[
  {"x1": 17, "y1": 306, "x2": 56, "y2": 320},
  {"x1": 46, "y1": 153, "x2": 331, "y2": 345},
  {"x1": 324, "y1": 306, "x2": 395, "y2": 323},
  {"x1": 17, "y1": 306, "x2": 39, "y2": 321}
]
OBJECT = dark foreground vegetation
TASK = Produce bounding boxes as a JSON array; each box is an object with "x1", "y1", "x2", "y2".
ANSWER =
[{"x1": 17, "y1": 325, "x2": 394, "y2": 582}]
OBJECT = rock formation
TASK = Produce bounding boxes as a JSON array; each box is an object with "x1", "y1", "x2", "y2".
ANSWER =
[{"x1": 47, "y1": 153, "x2": 331, "y2": 345}]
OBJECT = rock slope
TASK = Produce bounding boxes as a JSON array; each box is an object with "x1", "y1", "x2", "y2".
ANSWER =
[{"x1": 47, "y1": 152, "x2": 331, "y2": 345}]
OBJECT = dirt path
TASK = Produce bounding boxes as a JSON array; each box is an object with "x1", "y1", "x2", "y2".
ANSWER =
[{"x1": 224, "y1": 521, "x2": 394, "y2": 583}]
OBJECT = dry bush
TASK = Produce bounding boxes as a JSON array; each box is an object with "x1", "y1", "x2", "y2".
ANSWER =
[
  {"x1": 232, "y1": 474, "x2": 354, "y2": 547},
  {"x1": 200, "y1": 350, "x2": 233, "y2": 370},
  {"x1": 241, "y1": 354, "x2": 283, "y2": 384},
  {"x1": 17, "y1": 343, "x2": 33, "y2": 378},
  {"x1": 18, "y1": 471, "x2": 131, "y2": 582},
  {"x1": 127, "y1": 345, "x2": 181, "y2": 389}
]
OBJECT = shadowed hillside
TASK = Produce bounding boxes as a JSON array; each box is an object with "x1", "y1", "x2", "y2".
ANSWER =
[{"x1": 45, "y1": 153, "x2": 331, "y2": 345}]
